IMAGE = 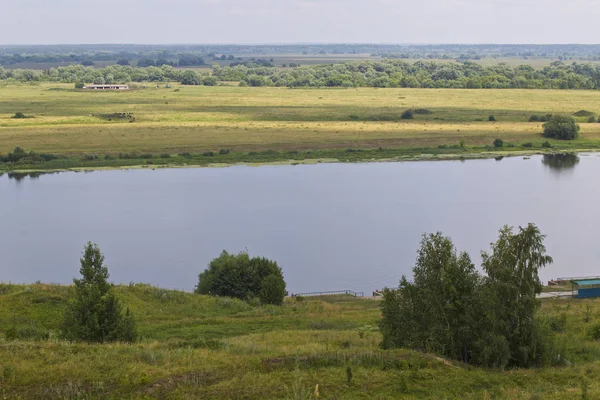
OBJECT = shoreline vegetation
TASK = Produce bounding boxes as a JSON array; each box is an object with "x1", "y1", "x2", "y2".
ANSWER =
[
  {"x1": 0, "y1": 145, "x2": 597, "y2": 176},
  {"x1": 3, "y1": 85, "x2": 600, "y2": 176}
]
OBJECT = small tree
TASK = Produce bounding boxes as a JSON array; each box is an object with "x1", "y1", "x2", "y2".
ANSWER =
[
  {"x1": 543, "y1": 115, "x2": 580, "y2": 140},
  {"x1": 489, "y1": 115, "x2": 496, "y2": 122},
  {"x1": 74, "y1": 82, "x2": 85, "y2": 89},
  {"x1": 62, "y1": 242, "x2": 137, "y2": 343},
  {"x1": 493, "y1": 138, "x2": 504, "y2": 148}
]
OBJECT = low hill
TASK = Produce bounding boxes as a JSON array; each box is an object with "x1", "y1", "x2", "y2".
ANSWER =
[{"x1": 1, "y1": 283, "x2": 599, "y2": 399}]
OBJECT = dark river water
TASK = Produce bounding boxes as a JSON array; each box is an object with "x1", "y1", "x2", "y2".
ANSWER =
[{"x1": 1, "y1": 154, "x2": 597, "y2": 294}]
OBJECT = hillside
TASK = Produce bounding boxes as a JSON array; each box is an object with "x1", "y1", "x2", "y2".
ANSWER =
[{"x1": 1, "y1": 283, "x2": 600, "y2": 398}]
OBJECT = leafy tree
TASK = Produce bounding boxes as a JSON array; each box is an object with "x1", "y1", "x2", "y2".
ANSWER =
[
  {"x1": 478, "y1": 224, "x2": 553, "y2": 368},
  {"x1": 489, "y1": 115, "x2": 496, "y2": 122},
  {"x1": 379, "y1": 233, "x2": 480, "y2": 363},
  {"x1": 380, "y1": 224, "x2": 557, "y2": 369},
  {"x1": 493, "y1": 138, "x2": 504, "y2": 148},
  {"x1": 74, "y1": 82, "x2": 85, "y2": 89},
  {"x1": 180, "y1": 70, "x2": 201, "y2": 85},
  {"x1": 196, "y1": 251, "x2": 287, "y2": 304},
  {"x1": 543, "y1": 115, "x2": 580, "y2": 140},
  {"x1": 62, "y1": 242, "x2": 137, "y2": 343}
]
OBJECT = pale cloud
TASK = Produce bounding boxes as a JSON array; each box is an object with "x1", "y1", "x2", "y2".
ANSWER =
[{"x1": 1, "y1": 0, "x2": 600, "y2": 44}]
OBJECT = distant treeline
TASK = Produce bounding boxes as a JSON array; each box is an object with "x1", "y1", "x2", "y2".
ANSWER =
[
  {"x1": 4, "y1": 59, "x2": 600, "y2": 89},
  {"x1": 6, "y1": 44, "x2": 600, "y2": 66}
]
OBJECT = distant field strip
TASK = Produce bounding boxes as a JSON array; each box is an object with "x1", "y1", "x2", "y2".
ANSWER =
[{"x1": 2, "y1": 84, "x2": 600, "y2": 154}]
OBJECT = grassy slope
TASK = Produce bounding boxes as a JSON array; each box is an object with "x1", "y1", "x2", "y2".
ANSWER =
[
  {"x1": 2, "y1": 84, "x2": 600, "y2": 158},
  {"x1": 1, "y1": 283, "x2": 600, "y2": 399}
]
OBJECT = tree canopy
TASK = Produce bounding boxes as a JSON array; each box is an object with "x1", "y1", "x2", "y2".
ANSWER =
[
  {"x1": 380, "y1": 224, "x2": 559, "y2": 369},
  {"x1": 543, "y1": 115, "x2": 580, "y2": 140},
  {"x1": 196, "y1": 251, "x2": 287, "y2": 305}
]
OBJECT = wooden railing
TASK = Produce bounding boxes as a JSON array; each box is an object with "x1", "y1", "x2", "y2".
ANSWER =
[{"x1": 292, "y1": 290, "x2": 364, "y2": 298}]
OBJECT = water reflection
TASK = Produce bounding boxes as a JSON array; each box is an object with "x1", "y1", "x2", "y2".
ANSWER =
[
  {"x1": 542, "y1": 154, "x2": 580, "y2": 175},
  {"x1": 0, "y1": 171, "x2": 60, "y2": 182}
]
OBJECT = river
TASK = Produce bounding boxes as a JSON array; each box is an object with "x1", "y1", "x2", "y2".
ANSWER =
[{"x1": 0, "y1": 153, "x2": 596, "y2": 294}]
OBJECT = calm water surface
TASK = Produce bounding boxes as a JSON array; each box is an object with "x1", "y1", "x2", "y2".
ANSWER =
[{"x1": 1, "y1": 154, "x2": 598, "y2": 294}]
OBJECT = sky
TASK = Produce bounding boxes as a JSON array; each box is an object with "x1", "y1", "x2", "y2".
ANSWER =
[{"x1": 3, "y1": 0, "x2": 600, "y2": 45}]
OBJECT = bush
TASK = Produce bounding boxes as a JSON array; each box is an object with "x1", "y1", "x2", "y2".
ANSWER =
[
  {"x1": 219, "y1": 149, "x2": 230, "y2": 155},
  {"x1": 522, "y1": 142, "x2": 534, "y2": 148},
  {"x1": 529, "y1": 115, "x2": 540, "y2": 122},
  {"x1": 589, "y1": 323, "x2": 600, "y2": 340},
  {"x1": 543, "y1": 115, "x2": 580, "y2": 140},
  {"x1": 348, "y1": 114, "x2": 360, "y2": 121},
  {"x1": 160, "y1": 153, "x2": 171, "y2": 158},
  {"x1": 259, "y1": 274, "x2": 287, "y2": 305},
  {"x1": 542, "y1": 140, "x2": 552, "y2": 148},
  {"x1": 74, "y1": 82, "x2": 85, "y2": 89},
  {"x1": 588, "y1": 116, "x2": 596, "y2": 123},
  {"x1": 202, "y1": 151, "x2": 215, "y2": 157},
  {"x1": 196, "y1": 251, "x2": 287, "y2": 305},
  {"x1": 573, "y1": 110, "x2": 594, "y2": 117},
  {"x1": 11, "y1": 112, "x2": 27, "y2": 119},
  {"x1": 178, "y1": 152, "x2": 192, "y2": 157},
  {"x1": 401, "y1": 109, "x2": 414, "y2": 120},
  {"x1": 539, "y1": 114, "x2": 553, "y2": 122},
  {"x1": 489, "y1": 115, "x2": 496, "y2": 122},
  {"x1": 549, "y1": 313, "x2": 567, "y2": 332},
  {"x1": 493, "y1": 138, "x2": 504, "y2": 148}
]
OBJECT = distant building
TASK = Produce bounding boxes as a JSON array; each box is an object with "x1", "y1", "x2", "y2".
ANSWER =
[
  {"x1": 571, "y1": 279, "x2": 600, "y2": 298},
  {"x1": 83, "y1": 84, "x2": 129, "y2": 90}
]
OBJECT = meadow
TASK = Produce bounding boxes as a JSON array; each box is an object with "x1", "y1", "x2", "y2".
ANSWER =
[
  {"x1": 1, "y1": 283, "x2": 600, "y2": 399},
  {"x1": 3, "y1": 83, "x2": 600, "y2": 171}
]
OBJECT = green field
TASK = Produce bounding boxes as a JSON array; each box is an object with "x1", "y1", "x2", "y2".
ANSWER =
[
  {"x1": 1, "y1": 283, "x2": 599, "y2": 399},
  {"x1": 2, "y1": 83, "x2": 600, "y2": 171}
]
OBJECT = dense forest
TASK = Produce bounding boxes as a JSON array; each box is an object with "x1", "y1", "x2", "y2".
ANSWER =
[
  {"x1": 3, "y1": 59, "x2": 600, "y2": 90},
  {"x1": 5, "y1": 44, "x2": 600, "y2": 66}
]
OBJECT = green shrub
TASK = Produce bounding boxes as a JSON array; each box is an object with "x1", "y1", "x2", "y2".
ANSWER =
[
  {"x1": 489, "y1": 115, "x2": 496, "y2": 122},
  {"x1": 401, "y1": 109, "x2": 414, "y2": 120},
  {"x1": 573, "y1": 110, "x2": 594, "y2": 117},
  {"x1": 202, "y1": 151, "x2": 215, "y2": 157},
  {"x1": 11, "y1": 112, "x2": 28, "y2": 119},
  {"x1": 259, "y1": 274, "x2": 287, "y2": 305},
  {"x1": 539, "y1": 114, "x2": 553, "y2": 122},
  {"x1": 219, "y1": 149, "x2": 230, "y2": 155},
  {"x1": 493, "y1": 138, "x2": 504, "y2": 148},
  {"x1": 588, "y1": 116, "x2": 596, "y2": 123},
  {"x1": 542, "y1": 141, "x2": 552, "y2": 148},
  {"x1": 196, "y1": 251, "x2": 287, "y2": 305},
  {"x1": 543, "y1": 115, "x2": 580, "y2": 140},
  {"x1": 160, "y1": 153, "x2": 171, "y2": 158},
  {"x1": 74, "y1": 82, "x2": 85, "y2": 89},
  {"x1": 529, "y1": 115, "x2": 540, "y2": 122},
  {"x1": 178, "y1": 152, "x2": 192, "y2": 157},
  {"x1": 589, "y1": 323, "x2": 600, "y2": 340},
  {"x1": 348, "y1": 114, "x2": 360, "y2": 121},
  {"x1": 522, "y1": 142, "x2": 534, "y2": 148},
  {"x1": 549, "y1": 313, "x2": 567, "y2": 332}
]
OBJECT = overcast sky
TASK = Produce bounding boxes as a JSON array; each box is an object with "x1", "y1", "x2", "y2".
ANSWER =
[{"x1": 3, "y1": 0, "x2": 600, "y2": 45}]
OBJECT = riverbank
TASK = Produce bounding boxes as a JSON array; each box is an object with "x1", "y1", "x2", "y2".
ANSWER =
[
  {"x1": 1, "y1": 283, "x2": 599, "y2": 399},
  {"x1": 1, "y1": 145, "x2": 598, "y2": 175}
]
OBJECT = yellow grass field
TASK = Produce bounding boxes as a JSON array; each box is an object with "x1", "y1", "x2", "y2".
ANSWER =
[{"x1": 2, "y1": 83, "x2": 600, "y2": 155}]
